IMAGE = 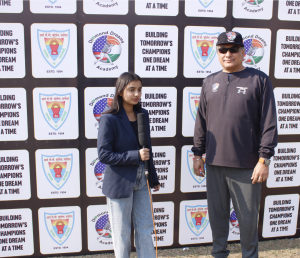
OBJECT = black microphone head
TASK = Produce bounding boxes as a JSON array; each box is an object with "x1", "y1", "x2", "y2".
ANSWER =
[
  {"x1": 137, "y1": 113, "x2": 148, "y2": 147},
  {"x1": 137, "y1": 113, "x2": 146, "y2": 126}
]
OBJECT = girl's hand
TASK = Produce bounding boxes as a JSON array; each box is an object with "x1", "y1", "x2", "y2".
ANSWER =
[
  {"x1": 139, "y1": 148, "x2": 150, "y2": 161},
  {"x1": 153, "y1": 184, "x2": 160, "y2": 192}
]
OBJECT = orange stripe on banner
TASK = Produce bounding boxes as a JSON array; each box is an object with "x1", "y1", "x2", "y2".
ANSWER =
[
  {"x1": 44, "y1": 38, "x2": 64, "y2": 45},
  {"x1": 48, "y1": 162, "x2": 67, "y2": 169}
]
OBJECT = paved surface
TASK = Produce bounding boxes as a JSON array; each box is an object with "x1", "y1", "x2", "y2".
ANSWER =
[{"x1": 48, "y1": 238, "x2": 300, "y2": 258}]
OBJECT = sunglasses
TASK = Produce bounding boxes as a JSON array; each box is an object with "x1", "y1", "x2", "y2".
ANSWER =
[{"x1": 218, "y1": 46, "x2": 241, "y2": 54}]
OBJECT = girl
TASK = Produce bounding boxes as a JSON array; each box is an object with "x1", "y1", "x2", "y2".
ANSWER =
[{"x1": 97, "y1": 72, "x2": 160, "y2": 258}]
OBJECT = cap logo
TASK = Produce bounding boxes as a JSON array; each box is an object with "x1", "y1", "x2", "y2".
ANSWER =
[
  {"x1": 212, "y1": 83, "x2": 219, "y2": 92},
  {"x1": 226, "y1": 32, "x2": 236, "y2": 42}
]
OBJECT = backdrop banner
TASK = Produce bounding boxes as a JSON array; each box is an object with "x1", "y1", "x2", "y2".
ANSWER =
[{"x1": 0, "y1": 1, "x2": 299, "y2": 256}]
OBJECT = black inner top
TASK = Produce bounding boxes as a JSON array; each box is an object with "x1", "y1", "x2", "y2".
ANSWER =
[{"x1": 130, "y1": 120, "x2": 141, "y2": 148}]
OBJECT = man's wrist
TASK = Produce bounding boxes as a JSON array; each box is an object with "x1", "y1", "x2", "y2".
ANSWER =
[
  {"x1": 259, "y1": 153, "x2": 272, "y2": 159},
  {"x1": 259, "y1": 157, "x2": 271, "y2": 166}
]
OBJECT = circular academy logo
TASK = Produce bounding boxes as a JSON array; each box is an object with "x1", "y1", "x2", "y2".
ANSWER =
[
  {"x1": 93, "y1": 98, "x2": 113, "y2": 121},
  {"x1": 230, "y1": 208, "x2": 239, "y2": 228},
  {"x1": 94, "y1": 160, "x2": 106, "y2": 186},
  {"x1": 95, "y1": 213, "x2": 112, "y2": 242},
  {"x1": 93, "y1": 35, "x2": 121, "y2": 65},
  {"x1": 243, "y1": 0, "x2": 264, "y2": 6},
  {"x1": 243, "y1": 38, "x2": 264, "y2": 66},
  {"x1": 229, "y1": 206, "x2": 240, "y2": 236}
]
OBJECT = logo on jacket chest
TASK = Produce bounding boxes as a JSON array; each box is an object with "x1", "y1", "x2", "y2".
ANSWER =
[
  {"x1": 236, "y1": 87, "x2": 248, "y2": 94},
  {"x1": 212, "y1": 83, "x2": 219, "y2": 92}
]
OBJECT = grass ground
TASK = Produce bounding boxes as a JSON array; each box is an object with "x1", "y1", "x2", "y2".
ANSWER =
[{"x1": 50, "y1": 238, "x2": 300, "y2": 258}]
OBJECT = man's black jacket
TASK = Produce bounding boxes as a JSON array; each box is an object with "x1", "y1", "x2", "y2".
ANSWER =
[{"x1": 192, "y1": 68, "x2": 278, "y2": 169}]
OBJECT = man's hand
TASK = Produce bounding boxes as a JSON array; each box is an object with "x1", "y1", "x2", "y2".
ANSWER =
[
  {"x1": 193, "y1": 156, "x2": 205, "y2": 177},
  {"x1": 251, "y1": 161, "x2": 269, "y2": 184}
]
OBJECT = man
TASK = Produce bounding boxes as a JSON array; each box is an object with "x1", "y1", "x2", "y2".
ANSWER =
[{"x1": 192, "y1": 31, "x2": 277, "y2": 258}]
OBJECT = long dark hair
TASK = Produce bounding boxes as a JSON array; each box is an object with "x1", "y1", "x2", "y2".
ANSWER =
[{"x1": 103, "y1": 72, "x2": 142, "y2": 114}]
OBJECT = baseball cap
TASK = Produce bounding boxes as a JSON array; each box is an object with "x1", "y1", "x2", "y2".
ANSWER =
[{"x1": 216, "y1": 31, "x2": 244, "y2": 47}]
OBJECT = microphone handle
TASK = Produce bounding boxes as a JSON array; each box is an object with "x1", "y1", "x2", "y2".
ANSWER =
[{"x1": 142, "y1": 146, "x2": 149, "y2": 181}]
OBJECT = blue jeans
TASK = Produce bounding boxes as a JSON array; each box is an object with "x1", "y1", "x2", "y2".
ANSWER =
[{"x1": 107, "y1": 163, "x2": 156, "y2": 258}]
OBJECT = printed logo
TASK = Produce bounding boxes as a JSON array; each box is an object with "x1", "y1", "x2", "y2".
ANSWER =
[
  {"x1": 92, "y1": 211, "x2": 113, "y2": 245},
  {"x1": 39, "y1": 93, "x2": 71, "y2": 131},
  {"x1": 93, "y1": 35, "x2": 121, "y2": 65},
  {"x1": 243, "y1": 0, "x2": 263, "y2": 7},
  {"x1": 37, "y1": 29, "x2": 70, "y2": 68},
  {"x1": 190, "y1": 32, "x2": 219, "y2": 69},
  {"x1": 93, "y1": 97, "x2": 113, "y2": 122},
  {"x1": 44, "y1": 211, "x2": 74, "y2": 245},
  {"x1": 198, "y1": 0, "x2": 214, "y2": 8},
  {"x1": 42, "y1": 154, "x2": 73, "y2": 190},
  {"x1": 236, "y1": 87, "x2": 248, "y2": 94},
  {"x1": 226, "y1": 32, "x2": 236, "y2": 42},
  {"x1": 229, "y1": 205, "x2": 240, "y2": 236},
  {"x1": 212, "y1": 83, "x2": 219, "y2": 92},
  {"x1": 187, "y1": 151, "x2": 206, "y2": 184},
  {"x1": 243, "y1": 37, "x2": 265, "y2": 67},
  {"x1": 242, "y1": 0, "x2": 264, "y2": 12},
  {"x1": 94, "y1": 159, "x2": 106, "y2": 187},
  {"x1": 96, "y1": 212, "x2": 112, "y2": 240},
  {"x1": 185, "y1": 205, "x2": 209, "y2": 236},
  {"x1": 188, "y1": 93, "x2": 200, "y2": 121},
  {"x1": 89, "y1": 93, "x2": 115, "y2": 129}
]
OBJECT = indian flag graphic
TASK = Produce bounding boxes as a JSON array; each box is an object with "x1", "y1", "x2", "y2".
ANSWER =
[
  {"x1": 93, "y1": 35, "x2": 121, "y2": 64},
  {"x1": 244, "y1": 38, "x2": 264, "y2": 66}
]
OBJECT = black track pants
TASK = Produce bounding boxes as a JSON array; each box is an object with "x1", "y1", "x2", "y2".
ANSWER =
[{"x1": 206, "y1": 164, "x2": 262, "y2": 258}]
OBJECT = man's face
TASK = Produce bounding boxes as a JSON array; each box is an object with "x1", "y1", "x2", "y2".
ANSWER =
[{"x1": 217, "y1": 44, "x2": 245, "y2": 71}]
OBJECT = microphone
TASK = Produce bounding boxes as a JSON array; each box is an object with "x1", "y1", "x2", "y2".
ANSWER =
[{"x1": 137, "y1": 113, "x2": 149, "y2": 180}]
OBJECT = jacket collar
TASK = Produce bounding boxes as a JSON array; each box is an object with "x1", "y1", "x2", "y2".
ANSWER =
[{"x1": 118, "y1": 106, "x2": 139, "y2": 146}]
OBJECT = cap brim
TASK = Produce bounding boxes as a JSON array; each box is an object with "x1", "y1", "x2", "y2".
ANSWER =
[{"x1": 216, "y1": 42, "x2": 244, "y2": 47}]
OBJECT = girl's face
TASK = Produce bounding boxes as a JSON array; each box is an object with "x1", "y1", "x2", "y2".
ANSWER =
[{"x1": 119, "y1": 80, "x2": 142, "y2": 106}]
